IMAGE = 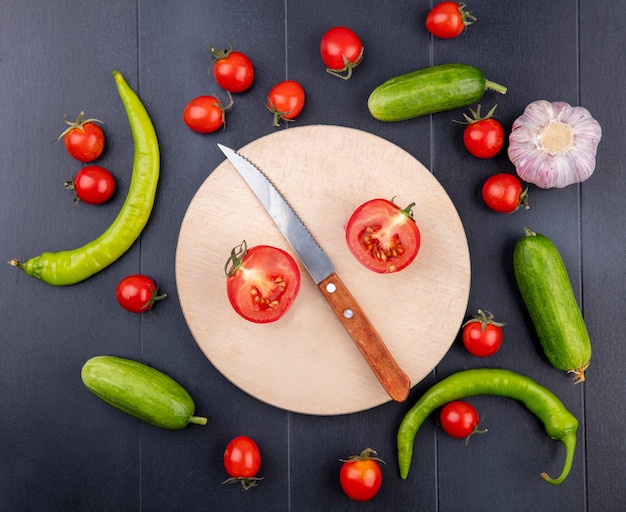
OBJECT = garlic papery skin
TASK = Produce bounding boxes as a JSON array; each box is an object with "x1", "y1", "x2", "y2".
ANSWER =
[{"x1": 507, "y1": 100, "x2": 602, "y2": 189}]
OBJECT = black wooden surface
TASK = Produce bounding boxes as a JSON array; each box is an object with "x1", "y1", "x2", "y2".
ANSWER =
[{"x1": 1, "y1": 1, "x2": 624, "y2": 511}]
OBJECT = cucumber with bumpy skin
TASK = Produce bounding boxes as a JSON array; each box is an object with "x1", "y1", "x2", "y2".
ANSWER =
[
  {"x1": 367, "y1": 63, "x2": 507, "y2": 122},
  {"x1": 513, "y1": 228, "x2": 591, "y2": 383},
  {"x1": 81, "y1": 355, "x2": 207, "y2": 429}
]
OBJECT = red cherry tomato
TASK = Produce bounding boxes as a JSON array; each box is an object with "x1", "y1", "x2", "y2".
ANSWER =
[
  {"x1": 266, "y1": 80, "x2": 305, "y2": 126},
  {"x1": 339, "y1": 449, "x2": 383, "y2": 502},
  {"x1": 320, "y1": 26, "x2": 364, "y2": 80},
  {"x1": 223, "y1": 436, "x2": 263, "y2": 491},
  {"x1": 426, "y1": 1, "x2": 476, "y2": 39},
  {"x1": 183, "y1": 93, "x2": 233, "y2": 133},
  {"x1": 458, "y1": 105, "x2": 505, "y2": 158},
  {"x1": 345, "y1": 198, "x2": 420, "y2": 274},
  {"x1": 210, "y1": 45, "x2": 255, "y2": 93},
  {"x1": 65, "y1": 165, "x2": 115, "y2": 205},
  {"x1": 464, "y1": 117, "x2": 504, "y2": 158},
  {"x1": 58, "y1": 112, "x2": 105, "y2": 162},
  {"x1": 462, "y1": 309, "x2": 505, "y2": 357},
  {"x1": 115, "y1": 274, "x2": 167, "y2": 313},
  {"x1": 482, "y1": 173, "x2": 529, "y2": 214},
  {"x1": 225, "y1": 241, "x2": 301, "y2": 323},
  {"x1": 440, "y1": 401, "x2": 484, "y2": 439}
]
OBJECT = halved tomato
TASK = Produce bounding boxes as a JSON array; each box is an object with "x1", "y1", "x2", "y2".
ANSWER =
[
  {"x1": 225, "y1": 241, "x2": 301, "y2": 323},
  {"x1": 345, "y1": 198, "x2": 420, "y2": 273}
]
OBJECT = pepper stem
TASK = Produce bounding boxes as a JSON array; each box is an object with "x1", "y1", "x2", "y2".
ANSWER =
[{"x1": 8, "y1": 259, "x2": 24, "y2": 270}]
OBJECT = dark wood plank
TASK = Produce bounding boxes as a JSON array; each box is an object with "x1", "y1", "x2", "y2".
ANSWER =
[
  {"x1": 579, "y1": 1, "x2": 626, "y2": 510},
  {"x1": 0, "y1": 2, "x2": 142, "y2": 511},
  {"x1": 136, "y1": 1, "x2": 291, "y2": 510},
  {"x1": 431, "y1": 1, "x2": 587, "y2": 510}
]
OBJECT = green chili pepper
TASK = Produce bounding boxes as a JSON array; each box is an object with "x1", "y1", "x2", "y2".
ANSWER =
[
  {"x1": 397, "y1": 368, "x2": 578, "y2": 485},
  {"x1": 9, "y1": 70, "x2": 160, "y2": 285}
]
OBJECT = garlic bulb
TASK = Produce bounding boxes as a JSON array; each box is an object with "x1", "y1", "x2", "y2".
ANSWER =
[{"x1": 507, "y1": 100, "x2": 602, "y2": 189}]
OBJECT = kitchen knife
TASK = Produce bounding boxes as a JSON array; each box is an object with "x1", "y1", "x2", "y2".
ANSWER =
[{"x1": 217, "y1": 143, "x2": 411, "y2": 402}]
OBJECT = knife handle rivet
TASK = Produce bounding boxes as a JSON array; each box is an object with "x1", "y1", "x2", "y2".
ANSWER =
[
  {"x1": 326, "y1": 283, "x2": 337, "y2": 293},
  {"x1": 343, "y1": 309, "x2": 354, "y2": 319}
]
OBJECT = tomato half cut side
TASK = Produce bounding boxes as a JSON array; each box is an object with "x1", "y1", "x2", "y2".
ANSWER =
[
  {"x1": 225, "y1": 242, "x2": 301, "y2": 323},
  {"x1": 345, "y1": 198, "x2": 421, "y2": 273}
]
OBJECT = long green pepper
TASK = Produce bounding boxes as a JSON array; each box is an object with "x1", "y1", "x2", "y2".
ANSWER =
[
  {"x1": 397, "y1": 368, "x2": 578, "y2": 485},
  {"x1": 9, "y1": 70, "x2": 160, "y2": 286}
]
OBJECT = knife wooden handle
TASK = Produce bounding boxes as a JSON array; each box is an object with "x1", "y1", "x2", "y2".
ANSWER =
[{"x1": 318, "y1": 272, "x2": 411, "y2": 402}]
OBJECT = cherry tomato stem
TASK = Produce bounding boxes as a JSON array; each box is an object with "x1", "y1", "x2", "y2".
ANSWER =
[{"x1": 462, "y1": 309, "x2": 506, "y2": 330}]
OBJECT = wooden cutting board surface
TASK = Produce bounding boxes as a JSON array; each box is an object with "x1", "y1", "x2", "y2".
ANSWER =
[{"x1": 175, "y1": 125, "x2": 470, "y2": 415}]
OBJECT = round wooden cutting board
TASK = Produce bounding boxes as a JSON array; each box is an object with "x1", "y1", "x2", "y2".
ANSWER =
[{"x1": 175, "y1": 125, "x2": 470, "y2": 415}]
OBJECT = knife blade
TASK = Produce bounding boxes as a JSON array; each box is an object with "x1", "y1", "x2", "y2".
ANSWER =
[{"x1": 217, "y1": 143, "x2": 411, "y2": 402}]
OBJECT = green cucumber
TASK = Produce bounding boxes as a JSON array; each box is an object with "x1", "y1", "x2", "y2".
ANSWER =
[
  {"x1": 81, "y1": 355, "x2": 207, "y2": 429},
  {"x1": 513, "y1": 228, "x2": 591, "y2": 383},
  {"x1": 367, "y1": 63, "x2": 507, "y2": 122}
]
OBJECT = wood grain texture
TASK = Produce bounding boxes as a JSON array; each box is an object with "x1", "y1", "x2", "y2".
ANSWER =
[{"x1": 175, "y1": 125, "x2": 470, "y2": 414}]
